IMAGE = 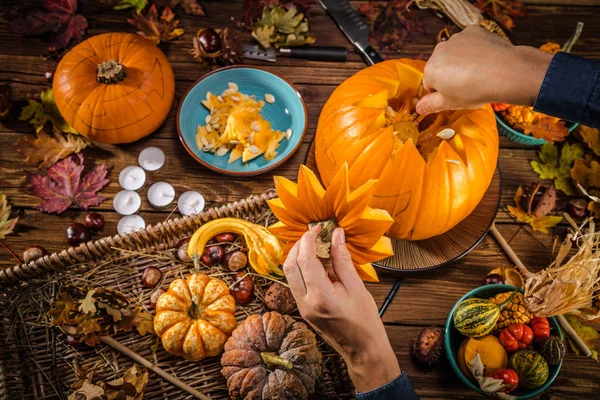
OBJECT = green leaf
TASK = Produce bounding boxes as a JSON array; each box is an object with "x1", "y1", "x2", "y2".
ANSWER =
[
  {"x1": 252, "y1": 25, "x2": 275, "y2": 49},
  {"x1": 20, "y1": 89, "x2": 77, "y2": 135},
  {"x1": 252, "y1": 5, "x2": 314, "y2": 49},
  {"x1": 530, "y1": 142, "x2": 584, "y2": 196},
  {"x1": 114, "y1": 0, "x2": 147, "y2": 13}
]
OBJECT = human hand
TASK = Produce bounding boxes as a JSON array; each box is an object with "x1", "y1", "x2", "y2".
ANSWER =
[
  {"x1": 283, "y1": 225, "x2": 400, "y2": 393},
  {"x1": 416, "y1": 25, "x2": 553, "y2": 115}
]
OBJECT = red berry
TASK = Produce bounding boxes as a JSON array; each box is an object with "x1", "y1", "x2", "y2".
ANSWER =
[
  {"x1": 66, "y1": 223, "x2": 91, "y2": 246},
  {"x1": 197, "y1": 28, "x2": 221, "y2": 54},
  {"x1": 84, "y1": 212, "x2": 105, "y2": 232}
]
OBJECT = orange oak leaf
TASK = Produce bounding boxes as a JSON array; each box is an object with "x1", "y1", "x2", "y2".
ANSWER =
[
  {"x1": 128, "y1": 4, "x2": 184, "y2": 45},
  {"x1": 14, "y1": 131, "x2": 89, "y2": 169},
  {"x1": 28, "y1": 154, "x2": 109, "y2": 214},
  {"x1": 472, "y1": 0, "x2": 526, "y2": 30},
  {"x1": 579, "y1": 125, "x2": 600, "y2": 157},
  {"x1": 523, "y1": 115, "x2": 570, "y2": 143}
]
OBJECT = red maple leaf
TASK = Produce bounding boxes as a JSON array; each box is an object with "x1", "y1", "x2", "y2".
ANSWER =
[
  {"x1": 28, "y1": 154, "x2": 109, "y2": 214},
  {"x1": 8, "y1": 0, "x2": 88, "y2": 52}
]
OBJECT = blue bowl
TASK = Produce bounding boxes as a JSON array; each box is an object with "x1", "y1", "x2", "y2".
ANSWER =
[
  {"x1": 445, "y1": 284, "x2": 563, "y2": 399},
  {"x1": 177, "y1": 66, "x2": 307, "y2": 176},
  {"x1": 495, "y1": 112, "x2": 578, "y2": 146}
]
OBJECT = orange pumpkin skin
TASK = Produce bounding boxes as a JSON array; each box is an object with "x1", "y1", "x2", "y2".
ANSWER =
[
  {"x1": 315, "y1": 59, "x2": 499, "y2": 240},
  {"x1": 53, "y1": 33, "x2": 175, "y2": 144}
]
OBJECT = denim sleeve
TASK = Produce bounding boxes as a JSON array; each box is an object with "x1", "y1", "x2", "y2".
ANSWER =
[
  {"x1": 533, "y1": 51, "x2": 600, "y2": 129},
  {"x1": 355, "y1": 372, "x2": 419, "y2": 400}
]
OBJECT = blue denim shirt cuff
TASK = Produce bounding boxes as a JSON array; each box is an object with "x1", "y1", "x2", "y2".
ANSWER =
[
  {"x1": 355, "y1": 372, "x2": 419, "y2": 400},
  {"x1": 534, "y1": 51, "x2": 600, "y2": 128}
]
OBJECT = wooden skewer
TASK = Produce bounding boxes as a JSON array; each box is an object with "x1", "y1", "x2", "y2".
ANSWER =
[
  {"x1": 100, "y1": 336, "x2": 210, "y2": 400},
  {"x1": 489, "y1": 224, "x2": 593, "y2": 359}
]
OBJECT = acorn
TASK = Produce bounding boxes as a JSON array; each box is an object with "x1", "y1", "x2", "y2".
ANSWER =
[
  {"x1": 411, "y1": 326, "x2": 444, "y2": 367},
  {"x1": 519, "y1": 183, "x2": 557, "y2": 217}
]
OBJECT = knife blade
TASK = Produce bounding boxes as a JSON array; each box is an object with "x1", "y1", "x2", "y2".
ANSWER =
[
  {"x1": 242, "y1": 43, "x2": 348, "y2": 62},
  {"x1": 318, "y1": 0, "x2": 383, "y2": 65}
]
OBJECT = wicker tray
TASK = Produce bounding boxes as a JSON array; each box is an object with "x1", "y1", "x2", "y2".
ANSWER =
[{"x1": 0, "y1": 192, "x2": 354, "y2": 399}]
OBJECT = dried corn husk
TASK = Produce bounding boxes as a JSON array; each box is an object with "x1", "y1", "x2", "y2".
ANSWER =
[
  {"x1": 413, "y1": 0, "x2": 483, "y2": 28},
  {"x1": 523, "y1": 215, "x2": 600, "y2": 318}
]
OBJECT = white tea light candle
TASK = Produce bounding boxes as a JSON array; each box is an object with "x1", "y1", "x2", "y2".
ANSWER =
[
  {"x1": 113, "y1": 190, "x2": 142, "y2": 216},
  {"x1": 177, "y1": 191, "x2": 205, "y2": 216},
  {"x1": 138, "y1": 147, "x2": 165, "y2": 172},
  {"x1": 148, "y1": 182, "x2": 176, "y2": 208},
  {"x1": 117, "y1": 215, "x2": 146, "y2": 235},
  {"x1": 118, "y1": 166, "x2": 146, "y2": 191}
]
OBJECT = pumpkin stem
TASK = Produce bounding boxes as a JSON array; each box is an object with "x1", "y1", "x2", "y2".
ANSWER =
[
  {"x1": 308, "y1": 219, "x2": 338, "y2": 259},
  {"x1": 260, "y1": 352, "x2": 293, "y2": 370},
  {"x1": 498, "y1": 291, "x2": 518, "y2": 311},
  {"x1": 187, "y1": 301, "x2": 204, "y2": 320},
  {"x1": 97, "y1": 60, "x2": 126, "y2": 84}
]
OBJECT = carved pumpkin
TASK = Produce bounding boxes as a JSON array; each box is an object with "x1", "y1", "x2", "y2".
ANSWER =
[
  {"x1": 154, "y1": 272, "x2": 236, "y2": 361},
  {"x1": 221, "y1": 312, "x2": 322, "y2": 400},
  {"x1": 315, "y1": 59, "x2": 499, "y2": 240},
  {"x1": 53, "y1": 32, "x2": 175, "y2": 144},
  {"x1": 268, "y1": 163, "x2": 394, "y2": 282}
]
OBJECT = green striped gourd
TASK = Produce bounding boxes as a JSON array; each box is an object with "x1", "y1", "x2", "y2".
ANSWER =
[
  {"x1": 453, "y1": 292, "x2": 517, "y2": 337},
  {"x1": 540, "y1": 336, "x2": 566, "y2": 366},
  {"x1": 509, "y1": 349, "x2": 549, "y2": 389}
]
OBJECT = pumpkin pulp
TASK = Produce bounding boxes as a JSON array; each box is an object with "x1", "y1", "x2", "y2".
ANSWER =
[{"x1": 97, "y1": 59, "x2": 126, "y2": 84}]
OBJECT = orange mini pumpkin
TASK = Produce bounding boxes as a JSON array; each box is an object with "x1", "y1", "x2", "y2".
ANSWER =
[
  {"x1": 315, "y1": 59, "x2": 498, "y2": 240},
  {"x1": 53, "y1": 32, "x2": 175, "y2": 144},
  {"x1": 154, "y1": 272, "x2": 237, "y2": 361}
]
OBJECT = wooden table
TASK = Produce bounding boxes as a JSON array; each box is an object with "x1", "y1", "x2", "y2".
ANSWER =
[{"x1": 1, "y1": 1, "x2": 599, "y2": 398}]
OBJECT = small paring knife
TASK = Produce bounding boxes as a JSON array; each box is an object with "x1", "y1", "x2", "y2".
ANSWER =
[{"x1": 242, "y1": 43, "x2": 348, "y2": 63}]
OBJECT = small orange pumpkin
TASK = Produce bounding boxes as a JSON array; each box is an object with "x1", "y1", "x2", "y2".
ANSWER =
[
  {"x1": 315, "y1": 59, "x2": 498, "y2": 240},
  {"x1": 268, "y1": 163, "x2": 394, "y2": 282},
  {"x1": 53, "y1": 33, "x2": 175, "y2": 144}
]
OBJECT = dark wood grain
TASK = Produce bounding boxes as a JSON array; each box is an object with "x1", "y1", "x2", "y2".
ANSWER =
[{"x1": 1, "y1": 0, "x2": 599, "y2": 398}]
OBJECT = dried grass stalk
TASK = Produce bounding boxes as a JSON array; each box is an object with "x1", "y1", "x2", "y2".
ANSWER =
[
  {"x1": 524, "y1": 215, "x2": 600, "y2": 318},
  {"x1": 413, "y1": 0, "x2": 483, "y2": 28}
]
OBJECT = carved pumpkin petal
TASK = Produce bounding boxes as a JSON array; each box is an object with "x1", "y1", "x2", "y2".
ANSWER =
[
  {"x1": 347, "y1": 236, "x2": 394, "y2": 265},
  {"x1": 341, "y1": 208, "x2": 394, "y2": 248},
  {"x1": 356, "y1": 263, "x2": 379, "y2": 283},
  {"x1": 324, "y1": 163, "x2": 350, "y2": 214},
  {"x1": 268, "y1": 198, "x2": 311, "y2": 227},
  {"x1": 297, "y1": 165, "x2": 328, "y2": 222},
  {"x1": 269, "y1": 221, "x2": 305, "y2": 242},
  {"x1": 336, "y1": 178, "x2": 378, "y2": 222}
]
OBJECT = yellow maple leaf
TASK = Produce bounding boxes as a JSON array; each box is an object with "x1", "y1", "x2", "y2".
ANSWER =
[
  {"x1": 507, "y1": 185, "x2": 562, "y2": 233},
  {"x1": 136, "y1": 311, "x2": 155, "y2": 336}
]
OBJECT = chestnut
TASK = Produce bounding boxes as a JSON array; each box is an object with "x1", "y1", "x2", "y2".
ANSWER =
[
  {"x1": 141, "y1": 266, "x2": 162, "y2": 288},
  {"x1": 224, "y1": 250, "x2": 248, "y2": 271},
  {"x1": 22, "y1": 245, "x2": 48, "y2": 263},
  {"x1": 176, "y1": 237, "x2": 191, "y2": 262},
  {"x1": 483, "y1": 273, "x2": 504, "y2": 286},
  {"x1": 66, "y1": 223, "x2": 91, "y2": 246},
  {"x1": 230, "y1": 272, "x2": 254, "y2": 305},
  {"x1": 201, "y1": 244, "x2": 225, "y2": 265},
  {"x1": 150, "y1": 288, "x2": 165, "y2": 308},
  {"x1": 264, "y1": 282, "x2": 295, "y2": 314},
  {"x1": 215, "y1": 233, "x2": 236, "y2": 243},
  {"x1": 84, "y1": 212, "x2": 105, "y2": 232},
  {"x1": 197, "y1": 28, "x2": 221, "y2": 55},
  {"x1": 566, "y1": 198, "x2": 588, "y2": 219}
]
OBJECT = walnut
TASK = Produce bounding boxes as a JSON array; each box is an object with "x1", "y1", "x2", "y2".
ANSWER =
[{"x1": 264, "y1": 283, "x2": 296, "y2": 314}]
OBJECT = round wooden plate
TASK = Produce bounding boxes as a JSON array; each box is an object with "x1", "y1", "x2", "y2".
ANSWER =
[{"x1": 305, "y1": 139, "x2": 501, "y2": 272}]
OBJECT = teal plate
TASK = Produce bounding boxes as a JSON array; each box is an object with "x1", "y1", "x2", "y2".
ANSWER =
[
  {"x1": 177, "y1": 66, "x2": 307, "y2": 176},
  {"x1": 495, "y1": 112, "x2": 578, "y2": 146},
  {"x1": 445, "y1": 284, "x2": 563, "y2": 400}
]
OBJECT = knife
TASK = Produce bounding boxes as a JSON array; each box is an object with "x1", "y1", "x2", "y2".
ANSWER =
[
  {"x1": 242, "y1": 43, "x2": 348, "y2": 62},
  {"x1": 318, "y1": 0, "x2": 383, "y2": 65}
]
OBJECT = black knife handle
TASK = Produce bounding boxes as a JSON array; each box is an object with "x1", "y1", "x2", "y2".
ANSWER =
[
  {"x1": 362, "y1": 45, "x2": 384, "y2": 65},
  {"x1": 279, "y1": 46, "x2": 348, "y2": 62}
]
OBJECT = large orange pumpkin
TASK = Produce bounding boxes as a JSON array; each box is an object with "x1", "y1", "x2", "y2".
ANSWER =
[
  {"x1": 315, "y1": 59, "x2": 499, "y2": 240},
  {"x1": 53, "y1": 33, "x2": 175, "y2": 144}
]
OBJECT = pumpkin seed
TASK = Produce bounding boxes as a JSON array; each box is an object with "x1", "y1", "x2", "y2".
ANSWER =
[
  {"x1": 231, "y1": 96, "x2": 240, "y2": 102},
  {"x1": 215, "y1": 146, "x2": 229, "y2": 156},
  {"x1": 437, "y1": 128, "x2": 456, "y2": 140},
  {"x1": 285, "y1": 128, "x2": 292, "y2": 140},
  {"x1": 205, "y1": 115, "x2": 212, "y2": 125},
  {"x1": 228, "y1": 82, "x2": 239, "y2": 91},
  {"x1": 251, "y1": 121, "x2": 261, "y2": 132},
  {"x1": 265, "y1": 94, "x2": 275, "y2": 104},
  {"x1": 248, "y1": 145, "x2": 260, "y2": 153},
  {"x1": 446, "y1": 159, "x2": 460, "y2": 164}
]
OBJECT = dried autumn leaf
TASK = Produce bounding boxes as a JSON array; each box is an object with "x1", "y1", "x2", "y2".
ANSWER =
[
  {"x1": 589, "y1": 201, "x2": 600, "y2": 219},
  {"x1": 113, "y1": 0, "x2": 148, "y2": 13},
  {"x1": 579, "y1": 125, "x2": 600, "y2": 157},
  {"x1": 9, "y1": 0, "x2": 88, "y2": 52},
  {"x1": 28, "y1": 154, "x2": 109, "y2": 214},
  {"x1": 68, "y1": 380, "x2": 105, "y2": 400},
  {"x1": 530, "y1": 142, "x2": 584, "y2": 196},
  {"x1": 523, "y1": 114, "x2": 569, "y2": 142},
  {"x1": 507, "y1": 186, "x2": 562, "y2": 233},
  {"x1": 252, "y1": 5, "x2": 314, "y2": 49},
  {"x1": 564, "y1": 315, "x2": 600, "y2": 361},
  {"x1": 571, "y1": 156, "x2": 600, "y2": 195},
  {"x1": 169, "y1": 0, "x2": 205, "y2": 16},
  {"x1": 0, "y1": 192, "x2": 19, "y2": 240},
  {"x1": 0, "y1": 84, "x2": 12, "y2": 119},
  {"x1": 128, "y1": 4, "x2": 184, "y2": 45},
  {"x1": 14, "y1": 131, "x2": 89, "y2": 169},
  {"x1": 472, "y1": 0, "x2": 525, "y2": 30},
  {"x1": 79, "y1": 289, "x2": 97, "y2": 314},
  {"x1": 136, "y1": 311, "x2": 155, "y2": 336},
  {"x1": 20, "y1": 89, "x2": 77, "y2": 135}
]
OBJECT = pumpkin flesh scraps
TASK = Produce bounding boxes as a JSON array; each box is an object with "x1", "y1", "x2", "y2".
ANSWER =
[
  {"x1": 268, "y1": 163, "x2": 394, "y2": 282},
  {"x1": 128, "y1": 4, "x2": 184, "y2": 45}
]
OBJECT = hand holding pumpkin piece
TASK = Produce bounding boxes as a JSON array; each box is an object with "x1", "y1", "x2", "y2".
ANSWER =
[{"x1": 283, "y1": 226, "x2": 401, "y2": 393}]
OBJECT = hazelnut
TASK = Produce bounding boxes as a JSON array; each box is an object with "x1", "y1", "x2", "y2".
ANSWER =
[
  {"x1": 566, "y1": 198, "x2": 588, "y2": 219},
  {"x1": 201, "y1": 244, "x2": 225, "y2": 265},
  {"x1": 150, "y1": 288, "x2": 165, "y2": 308},
  {"x1": 141, "y1": 267, "x2": 162, "y2": 288},
  {"x1": 230, "y1": 272, "x2": 254, "y2": 304},
  {"x1": 23, "y1": 245, "x2": 48, "y2": 263},
  {"x1": 224, "y1": 250, "x2": 248, "y2": 271},
  {"x1": 176, "y1": 237, "x2": 191, "y2": 262},
  {"x1": 264, "y1": 283, "x2": 296, "y2": 314},
  {"x1": 215, "y1": 233, "x2": 236, "y2": 243}
]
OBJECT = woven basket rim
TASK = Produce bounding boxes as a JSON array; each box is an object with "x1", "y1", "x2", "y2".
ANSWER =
[{"x1": 0, "y1": 190, "x2": 277, "y2": 286}]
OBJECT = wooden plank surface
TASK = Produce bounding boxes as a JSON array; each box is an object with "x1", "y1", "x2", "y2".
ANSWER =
[{"x1": 1, "y1": 0, "x2": 599, "y2": 398}]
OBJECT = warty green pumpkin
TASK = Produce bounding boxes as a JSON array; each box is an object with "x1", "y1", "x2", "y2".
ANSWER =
[
  {"x1": 540, "y1": 336, "x2": 565, "y2": 366},
  {"x1": 453, "y1": 292, "x2": 517, "y2": 338},
  {"x1": 509, "y1": 349, "x2": 549, "y2": 389}
]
